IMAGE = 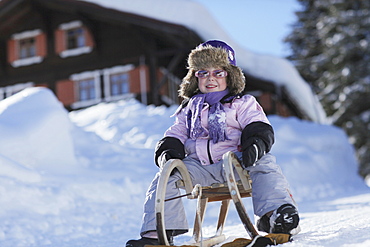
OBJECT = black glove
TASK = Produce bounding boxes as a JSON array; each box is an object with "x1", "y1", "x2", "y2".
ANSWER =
[
  {"x1": 154, "y1": 137, "x2": 185, "y2": 167},
  {"x1": 241, "y1": 122, "x2": 274, "y2": 168},
  {"x1": 157, "y1": 149, "x2": 184, "y2": 167},
  {"x1": 242, "y1": 138, "x2": 266, "y2": 167}
]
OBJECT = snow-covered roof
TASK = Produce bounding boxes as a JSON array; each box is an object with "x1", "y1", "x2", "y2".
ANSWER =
[{"x1": 80, "y1": 0, "x2": 327, "y2": 123}]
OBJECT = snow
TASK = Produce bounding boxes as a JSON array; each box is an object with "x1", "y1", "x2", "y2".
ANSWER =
[
  {"x1": 12, "y1": 56, "x2": 43, "y2": 68},
  {"x1": 0, "y1": 88, "x2": 78, "y2": 173},
  {"x1": 0, "y1": 87, "x2": 369, "y2": 246},
  {"x1": 60, "y1": 46, "x2": 93, "y2": 58},
  {"x1": 80, "y1": 0, "x2": 327, "y2": 123}
]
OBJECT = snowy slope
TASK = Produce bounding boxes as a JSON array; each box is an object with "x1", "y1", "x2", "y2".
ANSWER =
[
  {"x1": 0, "y1": 87, "x2": 369, "y2": 247},
  {"x1": 80, "y1": 0, "x2": 327, "y2": 123}
]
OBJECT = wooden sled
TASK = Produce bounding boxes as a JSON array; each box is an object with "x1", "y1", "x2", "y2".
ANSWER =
[{"x1": 155, "y1": 151, "x2": 258, "y2": 247}]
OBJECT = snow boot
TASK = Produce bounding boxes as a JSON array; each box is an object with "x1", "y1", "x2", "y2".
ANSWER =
[
  {"x1": 257, "y1": 203, "x2": 300, "y2": 234},
  {"x1": 126, "y1": 237, "x2": 161, "y2": 247},
  {"x1": 126, "y1": 235, "x2": 173, "y2": 247},
  {"x1": 222, "y1": 233, "x2": 292, "y2": 247}
]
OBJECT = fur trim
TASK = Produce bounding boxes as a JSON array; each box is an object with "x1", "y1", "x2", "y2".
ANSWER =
[{"x1": 180, "y1": 45, "x2": 245, "y2": 99}]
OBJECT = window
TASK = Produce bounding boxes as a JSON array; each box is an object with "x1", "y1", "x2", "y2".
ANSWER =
[
  {"x1": 19, "y1": 37, "x2": 36, "y2": 59},
  {"x1": 110, "y1": 73, "x2": 130, "y2": 96},
  {"x1": 55, "y1": 20, "x2": 94, "y2": 58},
  {"x1": 70, "y1": 70, "x2": 101, "y2": 109},
  {"x1": 77, "y1": 78, "x2": 96, "y2": 101},
  {"x1": 66, "y1": 27, "x2": 85, "y2": 50},
  {"x1": 103, "y1": 64, "x2": 134, "y2": 101},
  {"x1": 7, "y1": 29, "x2": 46, "y2": 67}
]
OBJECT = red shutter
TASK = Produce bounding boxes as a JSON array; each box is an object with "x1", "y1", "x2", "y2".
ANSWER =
[
  {"x1": 7, "y1": 39, "x2": 17, "y2": 64},
  {"x1": 83, "y1": 26, "x2": 94, "y2": 48},
  {"x1": 36, "y1": 33, "x2": 47, "y2": 57},
  {"x1": 56, "y1": 79, "x2": 76, "y2": 106},
  {"x1": 54, "y1": 29, "x2": 65, "y2": 54}
]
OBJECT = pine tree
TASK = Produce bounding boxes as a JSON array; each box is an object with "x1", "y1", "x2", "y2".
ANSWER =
[{"x1": 285, "y1": 0, "x2": 370, "y2": 178}]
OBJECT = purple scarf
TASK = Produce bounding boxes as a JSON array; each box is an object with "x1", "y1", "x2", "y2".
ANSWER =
[{"x1": 187, "y1": 89, "x2": 230, "y2": 143}]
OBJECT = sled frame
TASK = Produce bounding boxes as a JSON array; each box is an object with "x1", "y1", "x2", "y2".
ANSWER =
[{"x1": 155, "y1": 151, "x2": 258, "y2": 246}]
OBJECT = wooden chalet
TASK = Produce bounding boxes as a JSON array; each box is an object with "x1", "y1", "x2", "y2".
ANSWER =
[{"x1": 0, "y1": 0, "x2": 306, "y2": 119}]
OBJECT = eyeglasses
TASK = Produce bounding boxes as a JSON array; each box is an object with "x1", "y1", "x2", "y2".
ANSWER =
[{"x1": 195, "y1": 69, "x2": 228, "y2": 78}]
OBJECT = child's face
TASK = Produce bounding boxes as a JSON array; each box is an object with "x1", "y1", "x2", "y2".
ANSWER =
[{"x1": 196, "y1": 67, "x2": 228, "y2": 94}]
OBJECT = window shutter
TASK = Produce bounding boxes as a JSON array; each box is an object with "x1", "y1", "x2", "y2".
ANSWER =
[
  {"x1": 56, "y1": 79, "x2": 76, "y2": 106},
  {"x1": 54, "y1": 29, "x2": 65, "y2": 54},
  {"x1": 7, "y1": 39, "x2": 17, "y2": 64},
  {"x1": 36, "y1": 33, "x2": 47, "y2": 57},
  {"x1": 83, "y1": 27, "x2": 94, "y2": 48}
]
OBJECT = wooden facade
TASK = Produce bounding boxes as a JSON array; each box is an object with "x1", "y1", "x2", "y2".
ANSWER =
[{"x1": 0, "y1": 0, "x2": 306, "y2": 119}]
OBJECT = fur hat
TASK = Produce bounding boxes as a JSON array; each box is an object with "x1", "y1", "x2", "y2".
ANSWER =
[{"x1": 179, "y1": 40, "x2": 245, "y2": 99}]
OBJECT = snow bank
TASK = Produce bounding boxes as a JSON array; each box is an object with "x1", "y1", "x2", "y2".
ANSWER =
[
  {"x1": 0, "y1": 87, "x2": 78, "y2": 177},
  {"x1": 269, "y1": 116, "x2": 367, "y2": 202},
  {"x1": 0, "y1": 154, "x2": 41, "y2": 183},
  {"x1": 0, "y1": 89, "x2": 368, "y2": 246},
  {"x1": 69, "y1": 99, "x2": 178, "y2": 149}
]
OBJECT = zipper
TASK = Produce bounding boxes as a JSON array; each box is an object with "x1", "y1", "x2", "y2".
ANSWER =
[{"x1": 207, "y1": 139, "x2": 214, "y2": 164}]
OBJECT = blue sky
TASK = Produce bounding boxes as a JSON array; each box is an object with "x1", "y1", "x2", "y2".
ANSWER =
[{"x1": 193, "y1": 0, "x2": 301, "y2": 57}]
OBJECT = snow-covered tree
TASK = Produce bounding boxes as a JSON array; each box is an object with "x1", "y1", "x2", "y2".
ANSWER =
[{"x1": 285, "y1": 0, "x2": 370, "y2": 178}]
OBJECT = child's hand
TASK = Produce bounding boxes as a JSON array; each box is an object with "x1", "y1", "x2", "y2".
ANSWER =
[
  {"x1": 240, "y1": 122, "x2": 274, "y2": 167},
  {"x1": 158, "y1": 149, "x2": 184, "y2": 168},
  {"x1": 242, "y1": 144, "x2": 258, "y2": 167},
  {"x1": 242, "y1": 138, "x2": 266, "y2": 167},
  {"x1": 154, "y1": 137, "x2": 185, "y2": 167}
]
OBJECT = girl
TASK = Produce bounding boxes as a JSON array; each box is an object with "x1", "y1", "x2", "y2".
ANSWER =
[{"x1": 126, "y1": 40, "x2": 300, "y2": 247}]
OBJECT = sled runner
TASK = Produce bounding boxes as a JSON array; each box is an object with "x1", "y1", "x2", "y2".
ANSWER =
[{"x1": 155, "y1": 151, "x2": 258, "y2": 247}]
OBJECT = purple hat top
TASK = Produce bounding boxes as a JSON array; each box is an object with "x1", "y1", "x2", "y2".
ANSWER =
[{"x1": 198, "y1": 40, "x2": 236, "y2": 66}]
